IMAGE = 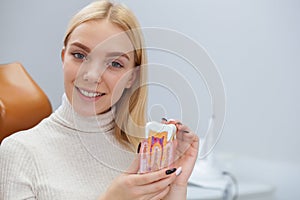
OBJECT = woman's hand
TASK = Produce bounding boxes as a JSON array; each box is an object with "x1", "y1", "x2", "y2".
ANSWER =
[
  {"x1": 162, "y1": 118, "x2": 199, "y2": 199},
  {"x1": 170, "y1": 119, "x2": 199, "y2": 185},
  {"x1": 99, "y1": 155, "x2": 178, "y2": 200}
]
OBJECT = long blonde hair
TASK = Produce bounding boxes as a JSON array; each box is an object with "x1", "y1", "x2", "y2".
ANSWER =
[{"x1": 63, "y1": 1, "x2": 147, "y2": 150}]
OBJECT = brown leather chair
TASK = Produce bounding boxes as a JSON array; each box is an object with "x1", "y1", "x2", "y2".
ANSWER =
[{"x1": 0, "y1": 62, "x2": 52, "y2": 143}]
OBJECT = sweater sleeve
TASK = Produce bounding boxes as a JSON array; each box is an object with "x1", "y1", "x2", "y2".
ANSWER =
[{"x1": 0, "y1": 137, "x2": 36, "y2": 200}]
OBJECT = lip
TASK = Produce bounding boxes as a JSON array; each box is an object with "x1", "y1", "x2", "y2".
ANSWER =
[{"x1": 75, "y1": 86, "x2": 105, "y2": 102}]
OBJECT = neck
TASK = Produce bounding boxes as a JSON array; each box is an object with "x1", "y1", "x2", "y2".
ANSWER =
[{"x1": 52, "y1": 94, "x2": 115, "y2": 133}]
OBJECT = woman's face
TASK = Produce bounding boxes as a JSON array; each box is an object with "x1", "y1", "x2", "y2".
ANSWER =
[{"x1": 62, "y1": 20, "x2": 137, "y2": 116}]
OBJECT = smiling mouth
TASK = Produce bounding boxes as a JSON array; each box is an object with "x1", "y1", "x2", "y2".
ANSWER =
[{"x1": 76, "y1": 87, "x2": 105, "y2": 98}]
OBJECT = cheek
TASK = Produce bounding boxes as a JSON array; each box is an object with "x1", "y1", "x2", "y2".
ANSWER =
[
  {"x1": 63, "y1": 60, "x2": 79, "y2": 82},
  {"x1": 106, "y1": 73, "x2": 131, "y2": 101},
  {"x1": 63, "y1": 59, "x2": 81, "y2": 102}
]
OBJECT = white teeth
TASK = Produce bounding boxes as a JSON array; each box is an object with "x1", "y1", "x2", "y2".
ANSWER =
[{"x1": 78, "y1": 88, "x2": 103, "y2": 98}]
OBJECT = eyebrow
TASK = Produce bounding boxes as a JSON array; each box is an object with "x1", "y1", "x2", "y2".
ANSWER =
[
  {"x1": 69, "y1": 42, "x2": 130, "y2": 61},
  {"x1": 106, "y1": 52, "x2": 130, "y2": 61},
  {"x1": 69, "y1": 42, "x2": 91, "y2": 53}
]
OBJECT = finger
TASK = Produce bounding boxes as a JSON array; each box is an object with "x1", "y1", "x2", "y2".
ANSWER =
[
  {"x1": 176, "y1": 124, "x2": 194, "y2": 143},
  {"x1": 175, "y1": 132, "x2": 199, "y2": 162},
  {"x1": 133, "y1": 167, "x2": 177, "y2": 185},
  {"x1": 166, "y1": 120, "x2": 191, "y2": 139},
  {"x1": 124, "y1": 152, "x2": 141, "y2": 174},
  {"x1": 139, "y1": 171, "x2": 176, "y2": 194},
  {"x1": 149, "y1": 185, "x2": 171, "y2": 200},
  {"x1": 174, "y1": 143, "x2": 189, "y2": 160},
  {"x1": 177, "y1": 124, "x2": 191, "y2": 133},
  {"x1": 128, "y1": 170, "x2": 176, "y2": 198},
  {"x1": 167, "y1": 119, "x2": 182, "y2": 129},
  {"x1": 174, "y1": 132, "x2": 195, "y2": 159},
  {"x1": 178, "y1": 132, "x2": 194, "y2": 145},
  {"x1": 161, "y1": 118, "x2": 181, "y2": 125},
  {"x1": 161, "y1": 118, "x2": 186, "y2": 135},
  {"x1": 190, "y1": 133, "x2": 200, "y2": 150},
  {"x1": 161, "y1": 117, "x2": 168, "y2": 124}
]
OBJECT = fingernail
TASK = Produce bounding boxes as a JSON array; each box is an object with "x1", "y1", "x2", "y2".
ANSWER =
[
  {"x1": 176, "y1": 167, "x2": 182, "y2": 176},
  {"x1": 165, "y1": 168, "x2": 176, "y2": 175},
  {"x1": 175, "y1": 122, "x2": 182, "y2": 125},
  {"x1": 137, "y1": 142, "x2": 141, "y2": 153},
  {"x1": 162, "y1": 117, "x2": 168, "y2": 122},
  {"x1": 183, "y1": 130, "x2": 189, "y2": 133}
]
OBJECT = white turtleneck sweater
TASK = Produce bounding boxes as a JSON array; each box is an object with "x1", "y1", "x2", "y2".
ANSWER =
[{"x1": 0, "y1": 94, "x2": 135, "y2": 200}]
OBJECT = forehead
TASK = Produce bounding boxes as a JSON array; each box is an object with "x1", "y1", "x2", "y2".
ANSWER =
[{"x1": 68, "y1": 20, "x2": 135, "y2": 54}]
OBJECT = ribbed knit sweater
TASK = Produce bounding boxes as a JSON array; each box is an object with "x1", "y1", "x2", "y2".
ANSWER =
[{"x1": 0, "y1": 94, "x2": 135, "y2": 200}]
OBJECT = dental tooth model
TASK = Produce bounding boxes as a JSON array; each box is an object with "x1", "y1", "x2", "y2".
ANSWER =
[{"x1": 138, "y1": 121, "x2": 177, "y2": 173}]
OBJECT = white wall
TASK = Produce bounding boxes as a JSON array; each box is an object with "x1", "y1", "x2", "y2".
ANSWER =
[{"x1": 1, "y1": 0, "x2": 299, "y2": 199}]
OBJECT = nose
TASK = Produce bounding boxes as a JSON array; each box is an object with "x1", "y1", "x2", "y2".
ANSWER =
[
  {"x1": 82, "y1": 60, "x2": 105, "y2": 84},
  {"x1": 83, "y1": 71, "x2": 102, "y2": 84}
]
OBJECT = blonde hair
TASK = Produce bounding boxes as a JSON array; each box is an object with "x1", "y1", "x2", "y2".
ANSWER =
[{"x1": 63, "y1": 0, "x2": 147, "y2": 150}]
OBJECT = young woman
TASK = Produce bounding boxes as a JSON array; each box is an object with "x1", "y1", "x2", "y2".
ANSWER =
[{"x1": 0, "y1": 1, "x2": 199, "y2": 200}]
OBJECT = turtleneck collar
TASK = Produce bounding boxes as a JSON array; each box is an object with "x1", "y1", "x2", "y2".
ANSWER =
[{"x1": 52, "y1": 94, "x2": 115, "y2": 133}]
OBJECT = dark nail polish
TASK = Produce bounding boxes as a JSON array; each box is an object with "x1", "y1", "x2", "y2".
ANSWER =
[
  {"x1": 165, "y1": 168, "x2": 176, "y2": 175},
  {"x1": 183, "y1": 130, "x2": 189, "y2": 133},
  {"x1": 137, "y1": 142, "x2": 141, "y2": 153},
  {"x1": 162, "y1": 117, "x2": 168, "y2": 122}
]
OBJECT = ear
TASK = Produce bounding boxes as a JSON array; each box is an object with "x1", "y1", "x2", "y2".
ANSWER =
[
  {"x1": 61, "y1": 47, "x2": 66, "y2": 62},
  {"x1": 125, "y1": 68, "x2": 138, "y2": 89}
]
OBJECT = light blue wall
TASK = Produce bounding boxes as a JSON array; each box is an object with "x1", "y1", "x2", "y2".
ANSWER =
[{"x1": 1, "y1": 0, "x2": 300, "y2": 199}]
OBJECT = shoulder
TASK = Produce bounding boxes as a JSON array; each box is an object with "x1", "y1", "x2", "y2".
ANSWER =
[
  {"x1": 0, "y1": 125, "x2": 42, "y2": 160},
  {"x1": 0, "y1": 133, "x2": 38, "y2": 196},
  {"x1": 0, "y1": 118, "x2": 54, "y2": 174},
  {"x1": 0, "y1": 135, "x2": 31, "y2": 161},
  {"x1": 0, "y1": 118, "x2": 55, "y2": 166},
  {"x1": 1, "y1": 115, "x2": 59, "y2": 149},
  {"x1": 1, "y1": 124, "x2": 41, "y2": 149},
  {"x1": 0, "y1": 135, "x2": 37, "y2": 181}
]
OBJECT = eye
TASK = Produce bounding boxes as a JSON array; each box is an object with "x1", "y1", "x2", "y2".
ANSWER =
[
  {"x1": 72, "y1": 52, "x2": 86, "y2": 60},
  {"x1": 110, "y1": 61, "x2": 123, "y2": 68}
]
